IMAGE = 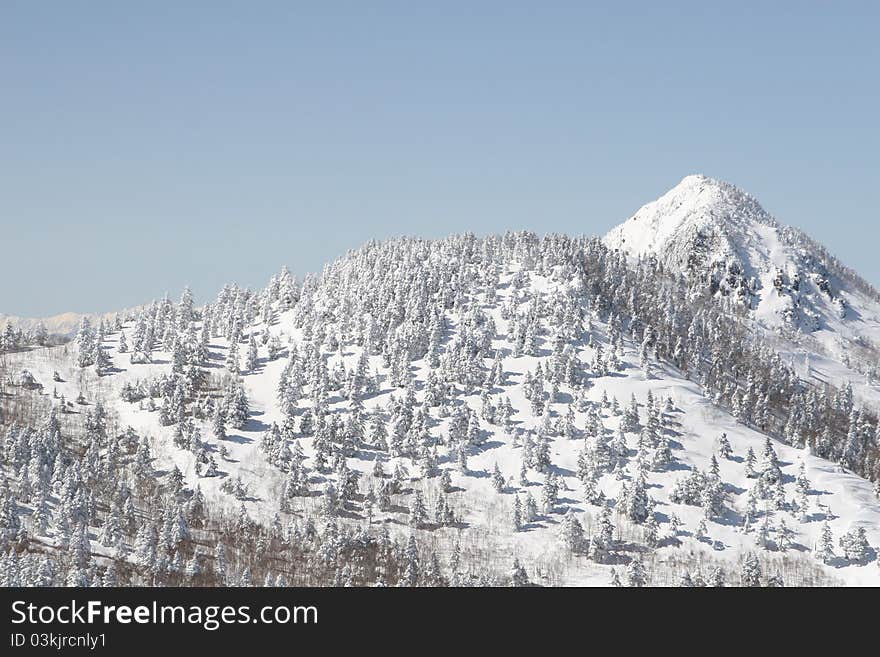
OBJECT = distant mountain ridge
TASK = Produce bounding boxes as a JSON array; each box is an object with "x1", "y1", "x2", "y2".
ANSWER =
[
  {"x1": 0, "y1": 311, "x2": 115, "y2": 339},
  {"x1": 0, "y1": 306, "x2": 150, "y2": 338}
]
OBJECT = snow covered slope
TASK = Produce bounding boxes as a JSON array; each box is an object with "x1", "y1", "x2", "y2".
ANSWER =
[
  {"x1": 6, "y1": 236, "x2": 880, "y2": 586},
  {"x1": 604, "y1": 174, "x2": 880, "y2": 401},
  {"x1": 5, "y1": 183, "x2": 880, "y2": 587}
]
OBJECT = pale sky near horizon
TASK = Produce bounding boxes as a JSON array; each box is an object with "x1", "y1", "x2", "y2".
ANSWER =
[{"x1": 1, "y1": 2, "x2": 878, "y2": 317}]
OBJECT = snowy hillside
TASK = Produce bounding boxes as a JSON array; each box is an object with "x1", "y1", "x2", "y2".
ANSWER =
[{"x1": 3, "y1": 230, "x2": 880, "y2": 587}]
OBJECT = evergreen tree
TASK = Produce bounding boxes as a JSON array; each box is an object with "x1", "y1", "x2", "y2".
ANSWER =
[
  {"x1": 511, "y1": 558, "x2": 529, "y2": 587},
  {"x1": 245, "y1": 335, "x2": 259, "y2": 373},
  {"x1": 401, "y1": 534, "x2": 420, "y2": 587},
  {"x1": 75, "y1": 317, "x2": 96, "y2": 368},
  {"x1": 212, "y1": 406, "x2": 227, "y2": 441},
  {"x1": 839, "y1": 525, "x2": 871, "y2": 563},
  {"x1": 559, "y1": 510, "x2": 586, "y2": 553},
  {"x1": 226, "y1": 379, "x2": 250, "y2": 429},
  {"x1": 815, "y1": 521, "x2": 835, "y2": 564},
  {"x1": 741, "y1": 552, "x2": 762, "y2": 587},
  {"x1": 622, "y1": 472, "x2": 650, "y2": 523},
  {"x1": 744, "y1": 446, "x2": 757, "y2": 478},
  {"x1": 492, "y1": 463, "x2": 505, "y2": 493},
  {"x1": 589, "y1": 503, "x2": 615, "y2": 562},
  {"x1": 408, "y1": 491, "x2": 428, "y2": 529},
  {"x1": 626, "y1": 558, "x2": 647, "y2": 587},
  {"x1": 643, "y1": 514, "x2": 659, "y2": 549},
  {"x1": 541, "y1": 473, "x2": 559, "y2": 514}
]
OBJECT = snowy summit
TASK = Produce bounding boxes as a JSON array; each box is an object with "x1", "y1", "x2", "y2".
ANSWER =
[
  {"x1": 605, "y1": 175, "x2": 880, "y2": 366},
  {"x1": 604, "y1": 174, "x2": 778, "y2": 271}
]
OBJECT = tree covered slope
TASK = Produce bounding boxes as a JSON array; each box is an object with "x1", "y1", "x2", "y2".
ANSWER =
[{"x1": 4, "y1": 223, "x2": 880, "y2": 586}]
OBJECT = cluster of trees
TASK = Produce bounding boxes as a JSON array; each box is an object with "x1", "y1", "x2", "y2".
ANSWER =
[
  {"x1": 0, "y1": 391, "x2": 519, "y2": 587},
  {"x1": 0, "y1": 321, "x2": 50, "y2": 353},
  {"x1": 253, "y1": 232, "x2": 880, "y2": 485}
]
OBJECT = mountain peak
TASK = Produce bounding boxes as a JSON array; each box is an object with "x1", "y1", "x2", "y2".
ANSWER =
[
  {"x1": 669, "y1": 173, "x2": 759, "y2": 205},
  {"x1": 602, "y1": 174, "x2": 879, "y2": 340},
  {"x1": 603, "y1": 174, "x2": 777, "y2": 262},
  {"x1": 674, "y1": 172, "x2": 718, "y2": 188}
]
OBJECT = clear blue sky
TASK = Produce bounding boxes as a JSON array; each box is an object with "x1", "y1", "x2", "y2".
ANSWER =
[{"x1": 2, "y1": 1, "x2": 878, "y2": 317}]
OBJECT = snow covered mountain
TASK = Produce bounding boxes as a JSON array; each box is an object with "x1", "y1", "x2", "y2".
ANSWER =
[
  {"x1": 604, "y1": 175, "x2": 880, "y2": 369},
  {"x1": 603, "y1": 174, "x2": 880, "y2": 413},
  {"x1": 3, "y1": 184, "x2": 880, "y2": 588}
]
